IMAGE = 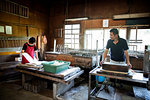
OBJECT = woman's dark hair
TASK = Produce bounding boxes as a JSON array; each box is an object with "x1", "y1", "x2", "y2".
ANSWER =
[
  {"x1": 29, "y1": 37, "x2": 36, "y2": 44},
  {"x1": 110, "y1": 28, "x2": 120, "y2": 38}
]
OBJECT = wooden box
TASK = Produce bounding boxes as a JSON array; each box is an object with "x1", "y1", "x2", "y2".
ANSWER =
[{"x1": 102, "y1": 62, "x2": 129, "y2": 72}]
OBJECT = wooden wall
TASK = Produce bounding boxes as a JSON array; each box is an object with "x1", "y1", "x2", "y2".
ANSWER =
[
  {"x1": 0, "y1": 0, "x2": 49, "y2": 61},
  {"x1": 0, "y1": 0, "x2": 49, "y2": 43},
  {"x1": 48, "y1": 0, "x2": 150, "y2": 50},
  {"x1": 1, "y1": 0, "x2": 150, "y2": 51},
  {"x1": 0, "y1": 11, "x2": 49, "y2": 38}
]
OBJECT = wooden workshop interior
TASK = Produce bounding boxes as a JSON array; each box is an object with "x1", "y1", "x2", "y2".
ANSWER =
[{"x1": 0, "y1": 0, "x2": 150, "y2": 100}]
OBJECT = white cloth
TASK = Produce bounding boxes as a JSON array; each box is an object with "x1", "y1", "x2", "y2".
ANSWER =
[{"x1": 110, "y1": 59, "x2": 125, "y2": 64}]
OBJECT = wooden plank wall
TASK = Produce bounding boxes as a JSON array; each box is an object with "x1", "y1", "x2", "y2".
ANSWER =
[
  {"x1": 48, "y1": 0, "x2": 150, "y2": 50},
  {"x1": 0, "y1": 0, "x2": 49, "y2": 62}
]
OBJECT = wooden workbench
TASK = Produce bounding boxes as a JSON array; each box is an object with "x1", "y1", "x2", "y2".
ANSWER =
[
  {"x1": 15, "y1": 64, "x2": 84, "y2": 100},
  {"x1": 88, "y1": 66, "x2": 149, "y2": 100},
  {"x1": 15, "y1": 64, "x2": 84, "y2": 85}
]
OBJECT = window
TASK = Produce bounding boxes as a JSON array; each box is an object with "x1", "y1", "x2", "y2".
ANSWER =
[
  {"x1": 84, "y1": 28, "x2": 126, "y2": 50},
  {"x1": 129, "y1": 29, "x2": 150, "y2": 52},
  {"x1": 64, "y1": 24, "x2": 80, "y2": 49},
  {"x1": 84, "y1": 29, "x2": 103, "y2": 50}
]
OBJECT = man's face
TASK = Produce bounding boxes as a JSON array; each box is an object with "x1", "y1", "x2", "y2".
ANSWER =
[{"x1": 110, "y1": 32, "x2": 115, "y2": 40}]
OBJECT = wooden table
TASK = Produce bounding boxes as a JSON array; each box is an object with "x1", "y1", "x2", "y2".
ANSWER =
[
  {"x1": 15, "y1": 65, "x2": 84, "y2": 85},
  {"x1": 88, "y1": 66, "x2": 149, "y2": 100},
  {"x1": 15, "y1": 64, "x2": 84, "y2": 99}
]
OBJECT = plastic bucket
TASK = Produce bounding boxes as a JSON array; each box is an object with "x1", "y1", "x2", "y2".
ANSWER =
[{"x1": 95, "y1": 75, "x2": 105, "y2": 82}]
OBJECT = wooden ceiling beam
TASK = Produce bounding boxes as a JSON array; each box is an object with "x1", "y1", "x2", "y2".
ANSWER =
[{"x1": 113, "y1": 13, "x2": 150, "y2": 19}]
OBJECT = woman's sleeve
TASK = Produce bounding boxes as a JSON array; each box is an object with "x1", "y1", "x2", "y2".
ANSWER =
[
  {"x1": 34, "y1": 46, "x2": 37, "y2": 51},
  {"x1": 22, "y1": 44, "x2": 27, "y2": 51}
]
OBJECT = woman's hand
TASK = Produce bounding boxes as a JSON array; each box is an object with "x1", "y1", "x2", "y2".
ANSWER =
[
  {"x1": 127, "y1": 62, "x2": 132, "y2": 69},
  {"x1": 36, "y1": 57, "x2": 39, "y2": 61}
]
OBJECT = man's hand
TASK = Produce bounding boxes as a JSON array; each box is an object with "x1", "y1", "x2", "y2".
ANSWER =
[{"x1": 100, "y1": 60, "x2": 104, "y2": 66}]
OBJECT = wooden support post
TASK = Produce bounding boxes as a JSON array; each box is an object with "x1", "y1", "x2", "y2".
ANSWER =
[{"x1": 22, "y1": 73, "x2": 25, "y2": 86}]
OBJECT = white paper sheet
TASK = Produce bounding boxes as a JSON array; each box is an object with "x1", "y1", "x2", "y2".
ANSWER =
[{"x1": 22, "y1": 53, "x2": 41, "y2": 65}]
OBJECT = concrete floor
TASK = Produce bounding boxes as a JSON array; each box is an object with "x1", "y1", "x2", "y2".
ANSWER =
[
  {"x1": 0, "y1": 81, "x2": 53, "y2": 100},
  {"x1": 0, "y1": 81, "x2": 88, "y2": 100},
  {"x1": 0, "y1": 80, "x2": 148, "y2": 100},
  {"x1": 60, "y1": 84, "x2": 88, "y2": 100}
]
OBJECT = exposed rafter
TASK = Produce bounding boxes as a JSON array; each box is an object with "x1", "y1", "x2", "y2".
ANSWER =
[{"x1": 113, "y1": 13, "x2": 150, "y2": 19}]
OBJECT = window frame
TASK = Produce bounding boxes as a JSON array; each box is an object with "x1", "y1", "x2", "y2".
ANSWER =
[
  {"x1": 64, "y1": 24, "x2": 80, "y2": 49},
  {"x1": 128, "y1": 28, "x2": 150, "y2": 52}
]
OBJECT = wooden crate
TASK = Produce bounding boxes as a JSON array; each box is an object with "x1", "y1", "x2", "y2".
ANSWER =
[{"x1": 102, "y1": 62, "x2": 129, "y2": 72}]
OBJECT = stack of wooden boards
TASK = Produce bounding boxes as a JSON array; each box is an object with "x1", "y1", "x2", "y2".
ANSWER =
[{"x1": 97, "y1": 62, "x2": 132, "y2": 77}]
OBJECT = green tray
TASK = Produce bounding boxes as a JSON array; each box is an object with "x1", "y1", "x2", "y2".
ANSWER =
[{"x1": 42, "y1": 60, "x2": 70, "y2": 73}]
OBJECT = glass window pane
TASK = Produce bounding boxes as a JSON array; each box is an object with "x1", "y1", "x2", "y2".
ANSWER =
[
  {"x1": 72, "y1": 39, "x2": 75, "y2": 43},
  {"x1": 75, "y1": 39, "x2": 79, "y2": 43},
  {"x1": 104, "y1": 29, "x2": 110, "y2": 48},
  {"x1": 72, "y1": 44, "x2": 75, "y2": 48},
  {"x1": 75, "y1": 35, "x2": 79, "y2": 38},
  {"x1": 138, "y1": 29, "x2": 150, "y2": 51},
  {"x1": 137, "y1": 29, "x2": 143, "y2": 40},
  {"x1": 65, "y1": 25, "x2": 71, "y2": 29},
  {"x1": 140, "y1": 29, "x2": 150, "y2": 45},
  {"x1": 86, "y1": 34, "x2": 92, "y2": 49},
  {"x1": 73, "y1": 24, "x2": 80, "y2": 29},
  {"x1": 65, "y1": 35, "x2": 71, "y2": 38},
  {"x1": 86, "y1": 30, "x2": 92, "y2": 35},
  {"x1": 75, "y1": 44, "x2": 79, "y2": 49},
  {"x1": 119, "y1": 29, "x2": 126, "y2": 39},
  {"x1": 72, "y1": 30, "x2": 80, "y2": 34},
  {"x1": 71, "y1": 35, "x2": 74, "y2": 39},
  {"x1": 92, "y1": 30, "x2": 103, "y2": 50},
  {"x1": 130, "y1": 29, "x2": 136, "y2": 40},
  {"x1": 65, "y1": 30, "x2": 71, "y2": 34},
  {"x1": 64, "y1": 44, "x2": 69, "y2": 48},
  {"x1": 67, "y1": 44, "x2": 71, "y2": 48},
  {"x1": 85, "y1": 31, "x2": 90, "y2": 49},
  {"x1": 65, "y1": 39, "x2": 71, "y2": 43}
]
